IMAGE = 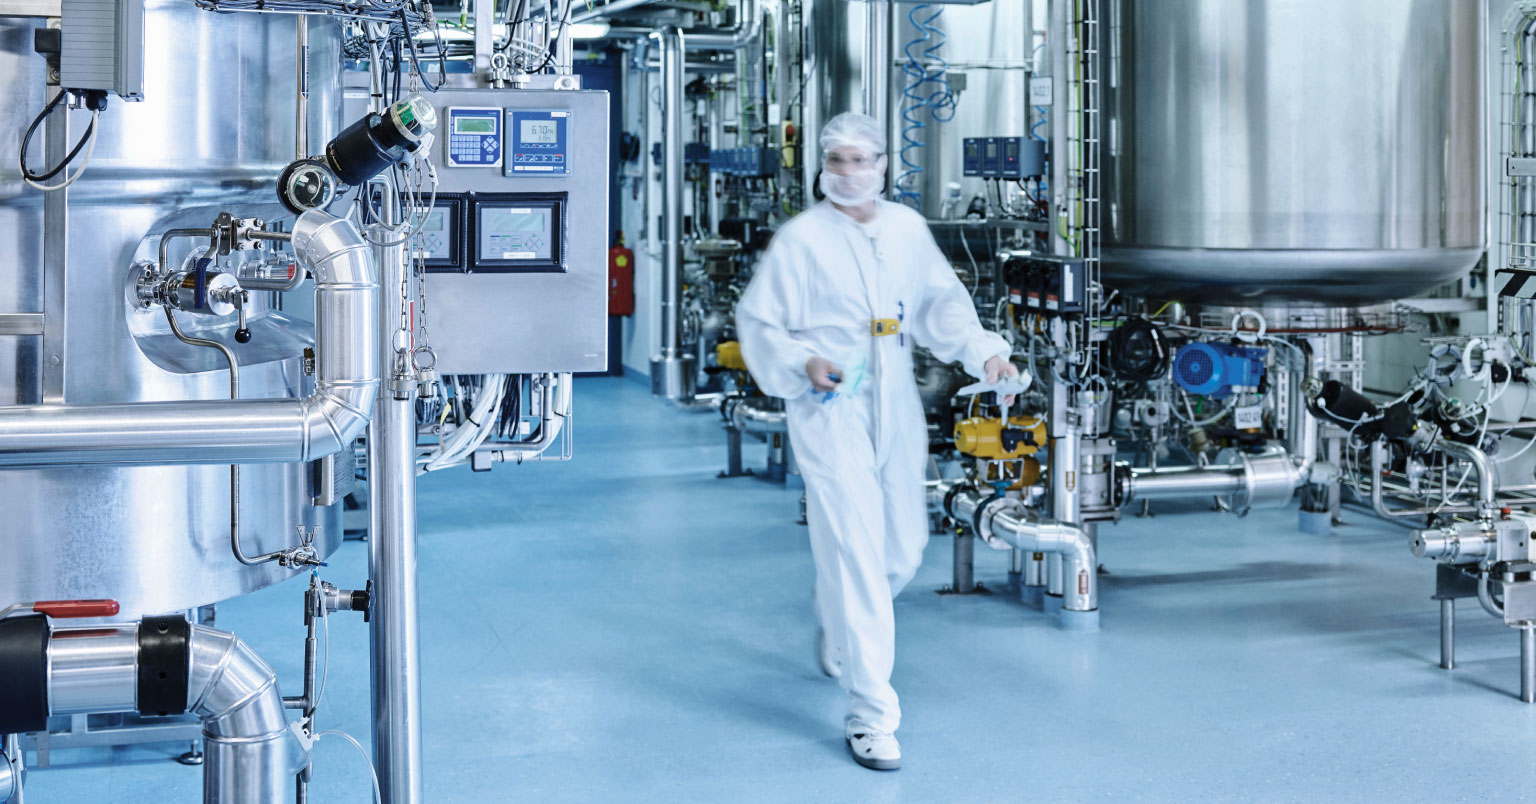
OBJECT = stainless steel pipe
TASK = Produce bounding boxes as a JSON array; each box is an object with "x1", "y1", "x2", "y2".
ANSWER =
[
  {"x1": 47, "y1": 625, "x2": 139, "y2": 715},
  {"x1": 368, "y1": 212, "x2": 424, "y2": 802},
  {"x1": 1124, "y1": 450, "x2": 1303, "y2": 512},
  {"x1": 0, "y1": 210, "x2": 378, "y2": 467},
  {"x1": 649, "y1": 27, "x2": 691, "y2": 400},
  {"x1": 730, "y1": 397, "x2": 788, "y2": 435},
  {"x1": 1127, "y1": 465, "x2": 1246, "y2": 500}
]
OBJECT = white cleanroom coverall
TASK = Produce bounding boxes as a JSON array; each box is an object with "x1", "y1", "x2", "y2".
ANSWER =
[{"x1": 736, "y1": 199, "x2": 1011, "y2": 734}]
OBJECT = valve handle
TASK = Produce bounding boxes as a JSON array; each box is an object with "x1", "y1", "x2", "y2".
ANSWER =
[
  {"x1": 34, "y1": 599, "x2": 120, "y2": 618},
  {"x1": 234, "y1": 290, "x2": 251, "y2": 343},
  {"x1": 193, "y1": 257, "x2": 211, "y2": 310}
]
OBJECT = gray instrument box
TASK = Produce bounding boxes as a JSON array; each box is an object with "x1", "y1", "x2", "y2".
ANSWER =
[{"x1": 385, "y1": 88, "x2": 610, "y2": 375}]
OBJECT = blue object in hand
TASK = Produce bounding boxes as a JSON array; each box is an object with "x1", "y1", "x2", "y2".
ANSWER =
[{"x1": 821, "y1": 373, "x2": 841, "y2": 403}]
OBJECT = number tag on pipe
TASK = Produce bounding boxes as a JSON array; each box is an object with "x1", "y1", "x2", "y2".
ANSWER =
[{"x1": 1234, "y1": 405, "x2": 1263, "y2": 430}]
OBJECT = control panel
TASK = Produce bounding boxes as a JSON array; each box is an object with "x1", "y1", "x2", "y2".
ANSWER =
[
  {"x1": 963, "y1": 136, "x2": 1046, "y2": 179},
  {"x1": 446, "y1": 108, "x2": 502, "y2": 168},
  {"x1": 505, "y1": 109, "x2": 571, "y2": 176},
  {"x1": 472, "y1": 193, "x2": 565, "y2": 273},
  {"x1": 365, "y1": 87, "x2": 607, "y2": 374},
  {"x1": 413, "y1": 194, "x2": 466, "y2": 273}
]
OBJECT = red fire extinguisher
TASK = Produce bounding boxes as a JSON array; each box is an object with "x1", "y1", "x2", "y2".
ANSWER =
[{"x1": 609, "y1": 232, "x2": 635, "y2": 316}]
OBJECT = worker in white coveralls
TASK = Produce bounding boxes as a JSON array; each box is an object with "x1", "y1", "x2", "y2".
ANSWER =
[{"x1": 735, "y1": 111, "x2": 1024, "y2": 771}]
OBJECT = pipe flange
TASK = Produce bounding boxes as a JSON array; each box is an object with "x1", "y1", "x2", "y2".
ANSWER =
[
  {"x1": 138, "y1": 615, "x2": 190, "y2": 718},
  {"x1": 1212, "y1": 448, "x2": 1257, "y2": 516},
  {"x1": 974, "y1": 494, "x2": 1023, "y2": 551},
  {"x1": 942, "y1": 482, "x2": 968, "y2": 521}
]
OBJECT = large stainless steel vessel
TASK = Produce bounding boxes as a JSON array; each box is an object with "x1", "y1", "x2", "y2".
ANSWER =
[
  {"x1": 1103, "y1": 0, "x2": 1484, "y2": 302},
  {"x1": 0, "y1": 2, "x2": 344, "y2": 617}
]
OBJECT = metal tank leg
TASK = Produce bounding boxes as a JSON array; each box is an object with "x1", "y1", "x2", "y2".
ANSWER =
[
  {"x1": 1522, "y1": 626, "x2": 1536, "y2": 704},
  {"x1": 721, "y1": 425, "x2": 744, "y2": 477},
  {"x1": 1440, "y1": 598, "x2": 1455, "y2": 670},
  {"x1": 951, "y1": 530, "x2": 975, "y2": 594}
]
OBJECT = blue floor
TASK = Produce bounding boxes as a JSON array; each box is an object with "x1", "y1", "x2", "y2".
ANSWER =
[{"x1": 23, "y1": 377, "x2": 1536, "y2": 802}]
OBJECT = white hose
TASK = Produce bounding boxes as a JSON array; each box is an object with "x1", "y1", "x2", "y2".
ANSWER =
[{"x1": 424, "y1": 374, "x2": 506, "y2": 471}]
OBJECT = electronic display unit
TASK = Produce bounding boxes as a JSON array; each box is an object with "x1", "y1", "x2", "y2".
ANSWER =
[
  {"x1": 412, "y1": 194, "x2": 467, "y2": 273},
  {"x1": 469, "y1": 192, "x2": 567, "y2": 273},
  {"x1": 504, "y1": 109, "x2": 572, "y2": 176},
  {"x1": 982, "y1": 137, "x2": 1002, "y2": 177},
  {"x1": 446, "y1": 107, "x2": 503, "y2": 168}
]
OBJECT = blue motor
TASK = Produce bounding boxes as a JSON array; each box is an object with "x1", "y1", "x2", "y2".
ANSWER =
[{"x1": 1172, "y1": 342, "x2": 1267, "y2": 398}]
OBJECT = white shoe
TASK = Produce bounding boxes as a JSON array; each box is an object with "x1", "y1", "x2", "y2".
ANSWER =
[
  {"x1": 817, "y1": 627, "x2": 842, "y2": 679},
  {"x1": 845, "y1": 728, "x2": 900, "y2": 771}
]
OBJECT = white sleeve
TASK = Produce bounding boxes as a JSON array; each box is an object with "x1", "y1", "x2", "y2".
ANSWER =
[
  {"x1": 735, "y1": 237, "x2": 817, "y2": 400},
  {"x1": 907, "y1": 227, "x2": 1011, "y2": 380}
]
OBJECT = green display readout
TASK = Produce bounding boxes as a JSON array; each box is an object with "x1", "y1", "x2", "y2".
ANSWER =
[{"x1": 455, "y1": 117, "x2": 496, "y2": 134}]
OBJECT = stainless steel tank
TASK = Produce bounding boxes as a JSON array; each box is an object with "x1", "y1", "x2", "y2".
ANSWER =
[
  {"x1": 802, "y1": 0, "x2": 1031, "y2": 219},
  {"x1": 1103, "y1": 0, "x2": 1484, "y2": 302},
  {"x1": 0, "y1": 3, "x2": 345, "y2": 617}
]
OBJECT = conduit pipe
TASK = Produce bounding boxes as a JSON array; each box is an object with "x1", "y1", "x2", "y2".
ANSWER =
[
  {"x1": 649, "y1": 27, "x2": 690, "y2": 400},
  {"x1": 598, "y1": 0, "x2": 760, "y2": 49},
  {"x1": 34, "y1": 619, "x2": 306, "y2": 804},
  {"x1": 1123, "y1": 450, "x2": 1304, "y2": 513},
  {"x1": 942, "y1": 483, "x2": 1098, "y2": 630},
  {"x1": 0, "y1": 210, "x2": 378, "y2": 467}
]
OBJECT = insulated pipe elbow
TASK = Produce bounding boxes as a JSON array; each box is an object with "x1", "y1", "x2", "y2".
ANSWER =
[
  {"x1": 188, "y1": 625, "x2": 309, "y2": 803},
  {"x1": 290, "y1": 209, "x2": 380, "y2": 460},
  {"x1": 731, "y1": 397, "x2": 787, "y2": 435}
]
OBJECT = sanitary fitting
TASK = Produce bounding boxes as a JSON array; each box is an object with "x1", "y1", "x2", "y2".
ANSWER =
[{"x1": 1410, "y1": 522, "x2": 1493, "y2": 562}]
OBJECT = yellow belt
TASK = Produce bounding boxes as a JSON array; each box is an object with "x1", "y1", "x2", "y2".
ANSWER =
[{"x1": 870, "y1": 318, "x2": 901, "y2": 336}]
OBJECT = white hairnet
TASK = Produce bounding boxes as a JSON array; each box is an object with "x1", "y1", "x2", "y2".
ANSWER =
[{"x1": 819, "y1": 112, "x2": 887, "y2": 156}]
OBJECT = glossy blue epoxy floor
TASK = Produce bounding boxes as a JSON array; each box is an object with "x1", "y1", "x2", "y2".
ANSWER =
[{"x1": 22, "y1": 377, "x2": 1536, "y2": 803}]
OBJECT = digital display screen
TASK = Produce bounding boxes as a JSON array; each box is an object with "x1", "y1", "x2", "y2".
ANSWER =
[
  {"x1": 480, "y1": 206, "x2": 553, "y2": 261},
  {"x1": 986, "y1": 142, "x2": 998, "y2": 156},
  {"x1": 455, "y1": 117, "x2": 496, "y2": 134},
  {"x1": 965, "y1": 142, "x2": 978, "y2": 156},
  {"x1": 410, "y1": 208, "x2": 452, "y2": 261},
  {"x1": 521, "y1": 119, "x2": 559, "y2": 144}
]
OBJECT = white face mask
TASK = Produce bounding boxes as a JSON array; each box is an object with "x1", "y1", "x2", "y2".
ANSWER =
[{"x1": 820, "y1": 161, "x2": 884, "y2": 207}]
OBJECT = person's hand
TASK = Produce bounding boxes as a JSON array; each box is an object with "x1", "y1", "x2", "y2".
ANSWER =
[
  {"x1": 806, "y1": 356, "x2": 843, "y2": 393},
  {"x1": 984, "y1": 355, "x2": 1022, "y2": 407}
]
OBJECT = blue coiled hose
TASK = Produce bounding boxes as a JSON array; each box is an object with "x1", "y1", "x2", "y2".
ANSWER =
[{"x1": 896, "y1": 3, "x2": 958, "y2": 207}]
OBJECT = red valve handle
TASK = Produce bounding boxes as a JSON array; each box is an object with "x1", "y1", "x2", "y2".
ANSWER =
[{"x1": 33, "y1": 599, "x2": 120, "y2": 618}]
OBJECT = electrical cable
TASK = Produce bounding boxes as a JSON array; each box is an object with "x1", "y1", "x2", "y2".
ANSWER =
[
  {"x1": 19, "y1": 91, "x2": 100, "y2": 186},
  {"x1": 24, "y1": 110, "x2": 100, "y2": 192}
]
